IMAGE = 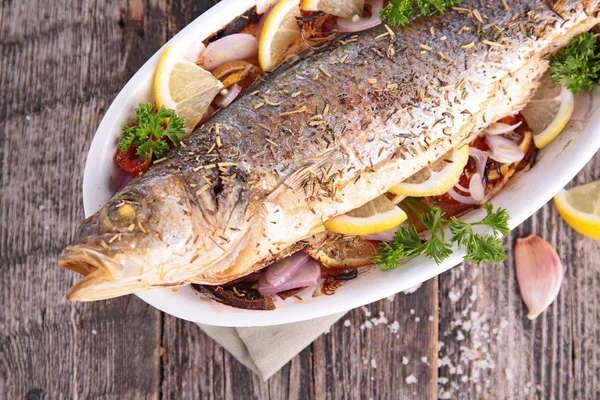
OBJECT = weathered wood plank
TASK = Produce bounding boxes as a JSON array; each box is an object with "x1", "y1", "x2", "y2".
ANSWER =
[
  {"x1": 0, "y1": 0, "x2": 167, "y2": 398},
  {"x1": 2, "y1": 0, "x2": 600, "y2": 398},
  {"x1": 161, "y1": 279, "x2": 439, "y2": 399},
  {"x1": 438, "y1": 156, "x2": 600, "y2": 399}
]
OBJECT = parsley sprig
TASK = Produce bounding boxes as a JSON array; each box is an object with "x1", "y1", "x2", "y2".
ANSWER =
[
  {"x1": 118, "y1": 103, "x2": 186, "y2": 159},
  {"x1": 380, "y1": 0, "x2": 461, "y2": 27},
  {"x1": 376, "y1": 203, "x2": 510, "y2": 270},
  {"x1": 550, "y1": 32, "x2": 600, "y2": 95}
]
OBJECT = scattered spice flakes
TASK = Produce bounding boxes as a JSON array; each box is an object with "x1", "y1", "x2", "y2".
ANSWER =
[
  {"x1": 370, "y1": 47, "x2": 384, "y2": 57},
  {"x1": 279, "y1": 105, "x2": 307, "y2": 117},
  {"x1": 264, "y1": 97, "x2": 283, "y2": 106},
  {"x1": 254, "y1": 102, "x2": 265, "y2": 109},
  {"x1": 482, "y1": 39, "x2": 509, "y2": 49},
  {"x1": 461, "y1": 42, "x2": 475, "y2": 49},
  {"x1": 291, "y1": 91, "x2": 302, "y2": 98},
  {"x1": 252, "y1": 150, "x2": 267, "y2": 159},
  {"x1": 138, "y1": 221, "x2": 147, "y2": 233},
  {"x1": 153, "y1": 157, "x2": 167, "y2": 164},
  {"x1": 437, "y1": 51, "x2": 453, "y2": 62},
  {"x1": 127, "y1": 223, "x2": 135, "y2": 232},
  {"x1": 384, "y1": 24, "x2": 395, "y2": 39},
  {"x1": 472, "y1": 9, "x2": 484, "y2": 23},
  {"x1": 420, "y1": 43, "x2": 433, "y2": 51},
  {"x1": 374, "y1": 32, "x2": 390, "y2": 41},
  {"x1": 100, "y1": 240, "x2": 108, "y2": 250}
]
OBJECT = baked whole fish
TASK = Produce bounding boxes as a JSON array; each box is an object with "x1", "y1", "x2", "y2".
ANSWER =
[{"x1": 60, "y1": 0, "x2": 600, "y2": 300}]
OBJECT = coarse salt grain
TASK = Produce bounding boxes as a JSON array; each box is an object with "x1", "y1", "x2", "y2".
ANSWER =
[
  {"x1": 360, "y1": 320, "x2": 373, "y2": 330},
  {"x1": 389, "y1": 321, "x2": 400, "y2": 333},
  {"x1": 344, "y1": 319, "x2": 351, "y2": 327},
  {"x1": 405, "y1": 374, "x2": 418, "y2": 384},
  {"x1": 371, "y1": 359, "x2": 377, "y2": 369},
  {"x1": 448, "y1": 290, "x2": 461, "y2": 302},
  {"x1": 402, "y1": 356, "x2": 409, "y2": 365},
  {"x1": 361, "y1": 306, "x2": 372, "y2": 317}
]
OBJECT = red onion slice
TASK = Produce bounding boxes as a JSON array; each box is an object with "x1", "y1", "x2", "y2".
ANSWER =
[
  {"x1": 453, "y1": 180, "x2": 470, "y2": 194},
  {"x1": 215, "y1": 84, "x2": 243, "y2": 108},
  {"x1": 335, "y1": 0, "x2": 382, "y2": 32},
  {"x1": 468, "y1": 147, "x2": 488, "y2": 177},
  {"x1": 469, "y1": 172, "x2": 485, "y2": 202},
  {"x1": 447, "y1": 188, "x2": 479, "y2": 204},
  {"x1": 265, "y1": 251, "x2": 311, "y2": 286},
  {"x1": 483, "y1": 121, "x2": 522, "y2": 136},
  {"x1": 259, "y1": 258, "x2": 322, "y2": 296},
  {"x1": 570, "y1": 91, "x2": 594, "y2": 121},
  {"x1": 200, "y1": 34, "x2": 258, "y2": 71},
  {"x1": 485, "y1": 135, "x2": 525, "y2": 163}
]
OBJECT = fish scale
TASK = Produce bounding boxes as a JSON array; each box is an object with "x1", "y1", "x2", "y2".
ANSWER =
[{"x1": 59, "y1": 0, "x2": 599, "y2": 301}]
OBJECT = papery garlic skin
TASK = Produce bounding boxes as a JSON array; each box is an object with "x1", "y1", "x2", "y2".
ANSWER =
[{"x1": 514, "y1": 235, "x2": 564, "y2": 320}]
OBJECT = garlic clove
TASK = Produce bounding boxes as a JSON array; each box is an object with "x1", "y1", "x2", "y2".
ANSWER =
[{"x1": 514, "y1": 235, "x2": 564, "y2": 320}]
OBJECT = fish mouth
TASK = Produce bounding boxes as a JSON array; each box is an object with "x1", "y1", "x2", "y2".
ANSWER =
[
  {"x1": 58, "y1": 245, "x2": 128, "y2": 301},
  {"x1": 59, "y1": 245, "x2": 125, "y2": 279}
]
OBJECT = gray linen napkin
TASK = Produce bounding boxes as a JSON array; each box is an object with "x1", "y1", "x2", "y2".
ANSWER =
[{"x1": 197, "y1": 312, "x2": 345, "y2": 380}]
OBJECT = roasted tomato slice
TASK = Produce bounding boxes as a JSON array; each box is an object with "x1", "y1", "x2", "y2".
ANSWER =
[{"x1": 115, "y1": 145, "x2": 152, "y2": 176}]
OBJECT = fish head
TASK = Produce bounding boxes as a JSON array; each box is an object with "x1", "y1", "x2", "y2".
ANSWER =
[{"x1": 59, "y1": 170, "x2": 252, "y2": 301}]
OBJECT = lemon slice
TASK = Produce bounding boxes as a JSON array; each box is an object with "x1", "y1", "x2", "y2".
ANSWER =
[
  {"x1": 488, "y1": 129, "x2": 533, "y2": 181},
  {"x1": 324, "y1": 195, "x2": 408, "y2": 235},
  {"x1": 300, "y1": 0, "x2": 364, "y2": 17},
  {"x1": 554, "y1": 180, "x2": 600, "y2": 240},
  {"x1": 389, "y1": 145, "x2": 470, "y2": 197},
  {"x1": 521, "y1": 71, "x2": 575, "y2": 149},
  {"x1": 258, "y1": 0, "x2": 303, "y2": 72},
  {"x1": 154, "y1": 46, "x2": 223, "y2": 132}
]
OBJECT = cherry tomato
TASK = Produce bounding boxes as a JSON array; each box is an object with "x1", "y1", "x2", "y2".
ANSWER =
[{"x1": 115, "y1": 145, "x2": 152, "y2": 176}]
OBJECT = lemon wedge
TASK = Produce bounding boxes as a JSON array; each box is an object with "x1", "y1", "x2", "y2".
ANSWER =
[
  {"x1": 324, "y1": 195, "x2": 408, "y2": 235},
  {"x1": 389, "y1": 145, "x2": 470, "y2": 197},
  {"x1": 154, "y1": 46, "x2": 223, "y2": 132},
  {"x1": 300, "y1": 0, "x2": 364, "y2": 17},
  {"x1": 258, "y1": 0, "x2": 303, "y2": 72},
  {"x1": 554, "y1": 180, "x2": 600, "y2": 240},
  {"x1": 521, "y1": 71, "x2": 574, "y2": 149}
]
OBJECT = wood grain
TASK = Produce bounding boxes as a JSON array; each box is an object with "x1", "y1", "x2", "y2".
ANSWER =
[{"x1": 1, "y1": 0, "x2": 599, "y2": 398}]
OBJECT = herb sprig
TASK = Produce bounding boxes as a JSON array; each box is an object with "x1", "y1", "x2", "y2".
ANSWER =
[
  {"x1": 550, "y1": 32, "x2": 600, "y2": 94},
  {"x1": 118, "y1": 103, "x2": 185, "y2": 159},
  {"x1": 377, "y1": 203, "x2": 510, "y2": 270},
  {"x1": 380, "y1": 0, "x2": 460, "y2": 27}
]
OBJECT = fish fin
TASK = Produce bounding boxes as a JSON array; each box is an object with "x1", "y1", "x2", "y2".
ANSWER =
[{"x1": 268, "y1": 149, "x2": 347, "y2": 203}]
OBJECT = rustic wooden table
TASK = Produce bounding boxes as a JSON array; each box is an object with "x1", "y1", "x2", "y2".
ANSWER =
[{"x1": 1, "y1": 0, "x2": 599, "y2": 398}]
